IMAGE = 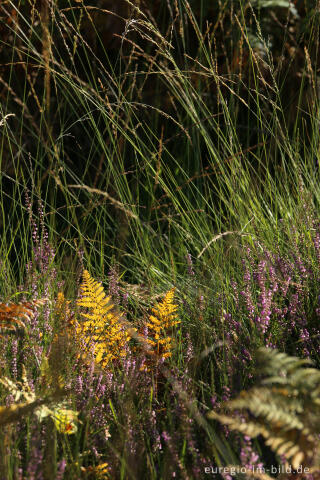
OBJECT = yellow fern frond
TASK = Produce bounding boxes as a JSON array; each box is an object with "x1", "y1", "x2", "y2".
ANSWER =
[
  {"x1": 56, "y1": 292, "x2": 66, "y2": 311},
  {"x1": 77, "y1": 270, "x2": 114, "y2": 325},
  {"x1": 75, "y1": 270, "x2": 131, "y2": 367},
  {"x1": 146, "y1": 288, "x2": 180, "y2": 360},
  {"x1": 55, "y1": 292, "x2": 74, "y2": 326},
  {"x1": 81, "y1": 462, "x2": 109, "y2": 479}
]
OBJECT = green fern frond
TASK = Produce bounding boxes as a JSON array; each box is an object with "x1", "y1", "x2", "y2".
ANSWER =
[
  {"x1": 209, "y1": 348, "x2": 320, "y2": 470},
  {"x1": 256, "y1": 347, "x2": 313, "y2": 376}
]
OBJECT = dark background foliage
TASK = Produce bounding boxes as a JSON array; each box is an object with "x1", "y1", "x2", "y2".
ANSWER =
[{"x1": 1, "y1": 0, "x2": 318, "y2": 169}]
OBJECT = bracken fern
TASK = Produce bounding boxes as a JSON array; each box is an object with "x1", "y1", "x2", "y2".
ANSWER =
[
  {"x1": 146, "y1": 288, "x2": 180, "y2": 360},
  {"x1": 75, "y1": 270, "x2": 131, "y2": 367},
  {"x1": 0, "y1": 299, "x2": 45, "y2": 337},
  {"x1": 209, "y1": 348, "x2": 320, "y2": 471}
]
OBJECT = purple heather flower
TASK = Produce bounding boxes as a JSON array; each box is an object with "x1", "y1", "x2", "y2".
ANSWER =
[{"x1": 186, "y1": 253, "x2": 195, "y2": 276}]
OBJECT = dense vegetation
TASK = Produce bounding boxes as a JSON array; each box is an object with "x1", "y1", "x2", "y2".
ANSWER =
[{"x1": 1, "y1": 0, "x2": 320, "y2": 478}]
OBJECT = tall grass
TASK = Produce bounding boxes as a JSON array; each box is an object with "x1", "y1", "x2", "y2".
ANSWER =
[{"x1": 0, "y1": 0, "x2": 320, "y2": 478}]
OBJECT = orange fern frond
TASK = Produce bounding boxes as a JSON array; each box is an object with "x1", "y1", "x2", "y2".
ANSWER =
[{"x1": 0, "y1": 299, "x2": 45, "y2": 336}]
